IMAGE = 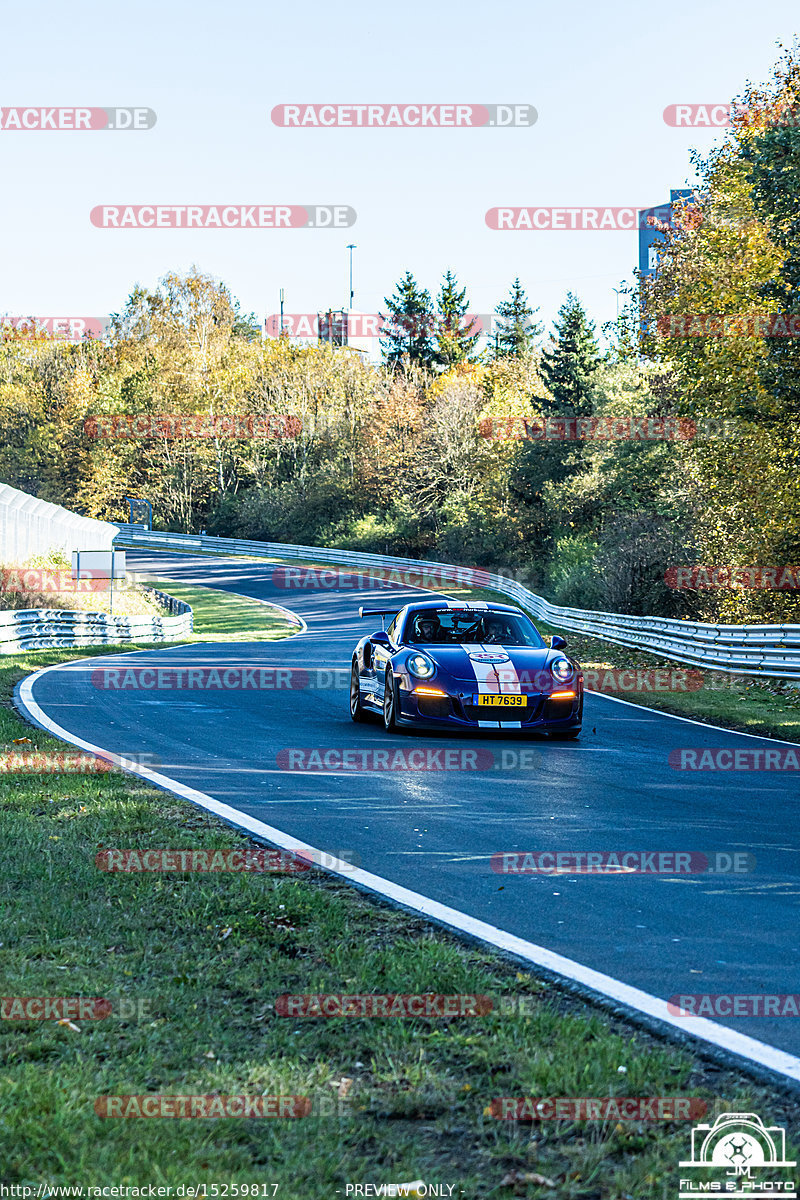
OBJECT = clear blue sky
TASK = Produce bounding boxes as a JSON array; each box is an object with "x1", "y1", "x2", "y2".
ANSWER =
[{"x1": 1, "y1": 0, "x2": 797, "y2": 343}]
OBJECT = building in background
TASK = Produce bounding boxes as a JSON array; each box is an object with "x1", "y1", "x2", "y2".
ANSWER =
[
  {"x1": 317, "y1": 310, "x2": 348, "y2": 347},
  {"x1": 638, "y1": 189, "x2": 694, "y2": 279},
  {"x1": 318, "y1": 310, "x2": 381, "y2": 361}
]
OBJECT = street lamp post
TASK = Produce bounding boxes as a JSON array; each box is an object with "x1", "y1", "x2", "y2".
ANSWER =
[{"x1": 346, "y1": 244, "x2": 356, "y2": 310}]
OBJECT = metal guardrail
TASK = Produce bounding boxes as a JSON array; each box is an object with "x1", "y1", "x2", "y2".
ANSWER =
[
  {"x1": 112, "y1": 524, "x2": 800, "y2": 680},
  {"x1": 0, "y1": 587, "x2": 193, "y2": 654}
]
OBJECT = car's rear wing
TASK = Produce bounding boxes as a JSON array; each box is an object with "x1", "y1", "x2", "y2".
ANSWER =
[
  {"x1": 359, "y1": 605, "x2": 406, "y2": 627},
  {"x1": 358, "y1": 599, "x2": 423, "y2": 629}
]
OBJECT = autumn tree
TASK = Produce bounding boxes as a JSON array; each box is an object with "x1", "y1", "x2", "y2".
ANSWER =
[{"x1": 642, "y1": 41, "x2": 800, "y2": 619}]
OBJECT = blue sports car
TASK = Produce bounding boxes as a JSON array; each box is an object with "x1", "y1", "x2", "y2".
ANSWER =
[{"x1": 349, "y1": 598, "x2": 582, "y2": 738}]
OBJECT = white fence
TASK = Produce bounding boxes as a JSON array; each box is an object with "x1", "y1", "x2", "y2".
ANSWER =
[
  {"x1": 112, "y1": 525, "x2": 800, "y2": 680},
  {"x1": 0, "y1": 485, "x2": 191, "y2": 652},
  {"x1": 0, "y1": 587, "x2": 192, "y2": 654},
  {"x1": 0, "y1": 482, "x2": 117, "y2": 562}
]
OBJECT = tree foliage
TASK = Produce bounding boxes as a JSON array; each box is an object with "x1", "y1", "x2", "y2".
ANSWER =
[
  {"x1": 5, "y1": 44, "x2": 800, "y2": 635},
  {"x1": 494, "y1": 278, "x2": 541, "y2": 358}
]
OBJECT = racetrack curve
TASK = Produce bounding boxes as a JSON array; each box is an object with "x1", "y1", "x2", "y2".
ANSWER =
[{"x1": 16, "y1": 551, "x2": 800, "y2": 1080}]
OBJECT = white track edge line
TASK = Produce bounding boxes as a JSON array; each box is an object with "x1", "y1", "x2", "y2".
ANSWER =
[
  {"x1": 586, "y1": 688, "x2": 800, "y2": 746},
  {"x1": 16, "y1": 659, "x2": 800, "y2": 1087}
]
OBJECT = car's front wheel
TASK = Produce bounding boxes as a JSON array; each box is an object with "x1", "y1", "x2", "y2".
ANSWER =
[
  {"x1": 383, "y1": 669, "x2": 400, "y2": 731},
  {"x1": 350, "y1": 661, "x2": 367, "y2": 722}
]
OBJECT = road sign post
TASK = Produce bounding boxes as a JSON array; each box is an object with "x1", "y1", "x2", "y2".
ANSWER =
[
  {"x1": 71, "y1": 549, "x2": 126, "y2": 616},
  {"x1": 125, "y1": 497, "x2": 152, "y2": 530}
]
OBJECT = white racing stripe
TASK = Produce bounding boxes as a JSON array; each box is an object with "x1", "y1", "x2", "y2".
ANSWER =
[
  {"x1": 15, "y1": 658, "x2": 800, "y2": 1088},
  {"x1": 463, "y1": 644, "x2": 522, "y2": 729},
  {"x1": 460, "y1": 644, "x2": 520, "y2": 695}
]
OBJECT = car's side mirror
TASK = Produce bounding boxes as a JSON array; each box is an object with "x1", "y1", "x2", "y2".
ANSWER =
[
  {"x1": 551, "y1": 635, "x2": 568, "y2": 650},
  {"x1": 370, "y1": 631, "x2": 391, "y2": 647}
]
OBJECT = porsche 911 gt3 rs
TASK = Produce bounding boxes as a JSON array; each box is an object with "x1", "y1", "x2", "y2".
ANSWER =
[{"x1": 349, "y1": 598, "x2": 582, "y2": 737}]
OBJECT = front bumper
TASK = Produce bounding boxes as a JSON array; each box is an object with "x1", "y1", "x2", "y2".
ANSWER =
[{"x1": 396, "y1": 685, "x2": 582, "y2": 732}]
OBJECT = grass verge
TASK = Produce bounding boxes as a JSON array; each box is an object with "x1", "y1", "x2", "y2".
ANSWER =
[
  {"x1": 146, "y1": 581, "x2": 301, "y2": 643},
  {"x1": 1, "y1": 648, "x2": 799, "y2": 1195}
]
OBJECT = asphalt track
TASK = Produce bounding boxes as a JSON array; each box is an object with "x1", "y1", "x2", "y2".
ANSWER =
[{"x1": 16, "y1": 551, "x2": 800, "y2": 1080}]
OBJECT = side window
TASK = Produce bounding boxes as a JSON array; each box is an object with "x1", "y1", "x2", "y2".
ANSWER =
[{"x1": 386, "y1": 615, "x2": 399, "y2": 645}]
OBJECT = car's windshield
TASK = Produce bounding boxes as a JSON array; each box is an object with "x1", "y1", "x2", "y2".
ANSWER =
[{"x1": 404, "y1": 609, "x2": 545, "y2": 648}]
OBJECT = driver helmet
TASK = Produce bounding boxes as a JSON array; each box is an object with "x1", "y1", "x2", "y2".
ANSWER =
[
  {"x1": 483, "y1": 614, "x2": 510, "y2": 642},
  {"x1": 414, "y1": 612, "x2": 441, "y2": 642}
]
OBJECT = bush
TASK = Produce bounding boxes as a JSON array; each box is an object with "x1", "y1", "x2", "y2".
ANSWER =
[{"x1": 544, "y1": 533, "x2": 606, "y2": 609}]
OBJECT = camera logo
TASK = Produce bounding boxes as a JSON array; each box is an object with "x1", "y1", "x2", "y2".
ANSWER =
[{"x1": 679, "y1": 1112, "x2": 795, "y2": 1197}]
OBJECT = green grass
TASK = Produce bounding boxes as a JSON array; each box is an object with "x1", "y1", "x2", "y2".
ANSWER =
[
  {"x1": 547, "y1": 625, "x2": 800, "y2": 744},
  {"x1": 2, "y1": 648, "x2": 799, "y2": 1194},
  {"x1": 147, "y1": 581, "x2": 301, "y2": 643}
]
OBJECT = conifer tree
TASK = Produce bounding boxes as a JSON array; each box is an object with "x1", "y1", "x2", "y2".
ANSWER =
[
  {"x1": 434, "y1": 270, "x2": 481, "y2": 367},
  {"x1": 539, "y1": 292, "x2": 601, "y2": 415},
  {"x1": 494, "y1": 278, "x2": 542, "y2": 356},
  {"x1": 381, "y1": 272, "x2": 435, "y2": 368}
]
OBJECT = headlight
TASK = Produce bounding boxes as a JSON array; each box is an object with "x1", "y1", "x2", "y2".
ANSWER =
[
  {"x1": 550, "y1": 656, "x2": 574, "y2": 683},
  {"x1": 407, "y1": 653, "x2": 435, "y2": 679}
]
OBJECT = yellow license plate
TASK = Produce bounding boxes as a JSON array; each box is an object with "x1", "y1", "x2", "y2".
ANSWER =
[{"x1": 476, "y1": 694, "x2": 527, "y2": 707}]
